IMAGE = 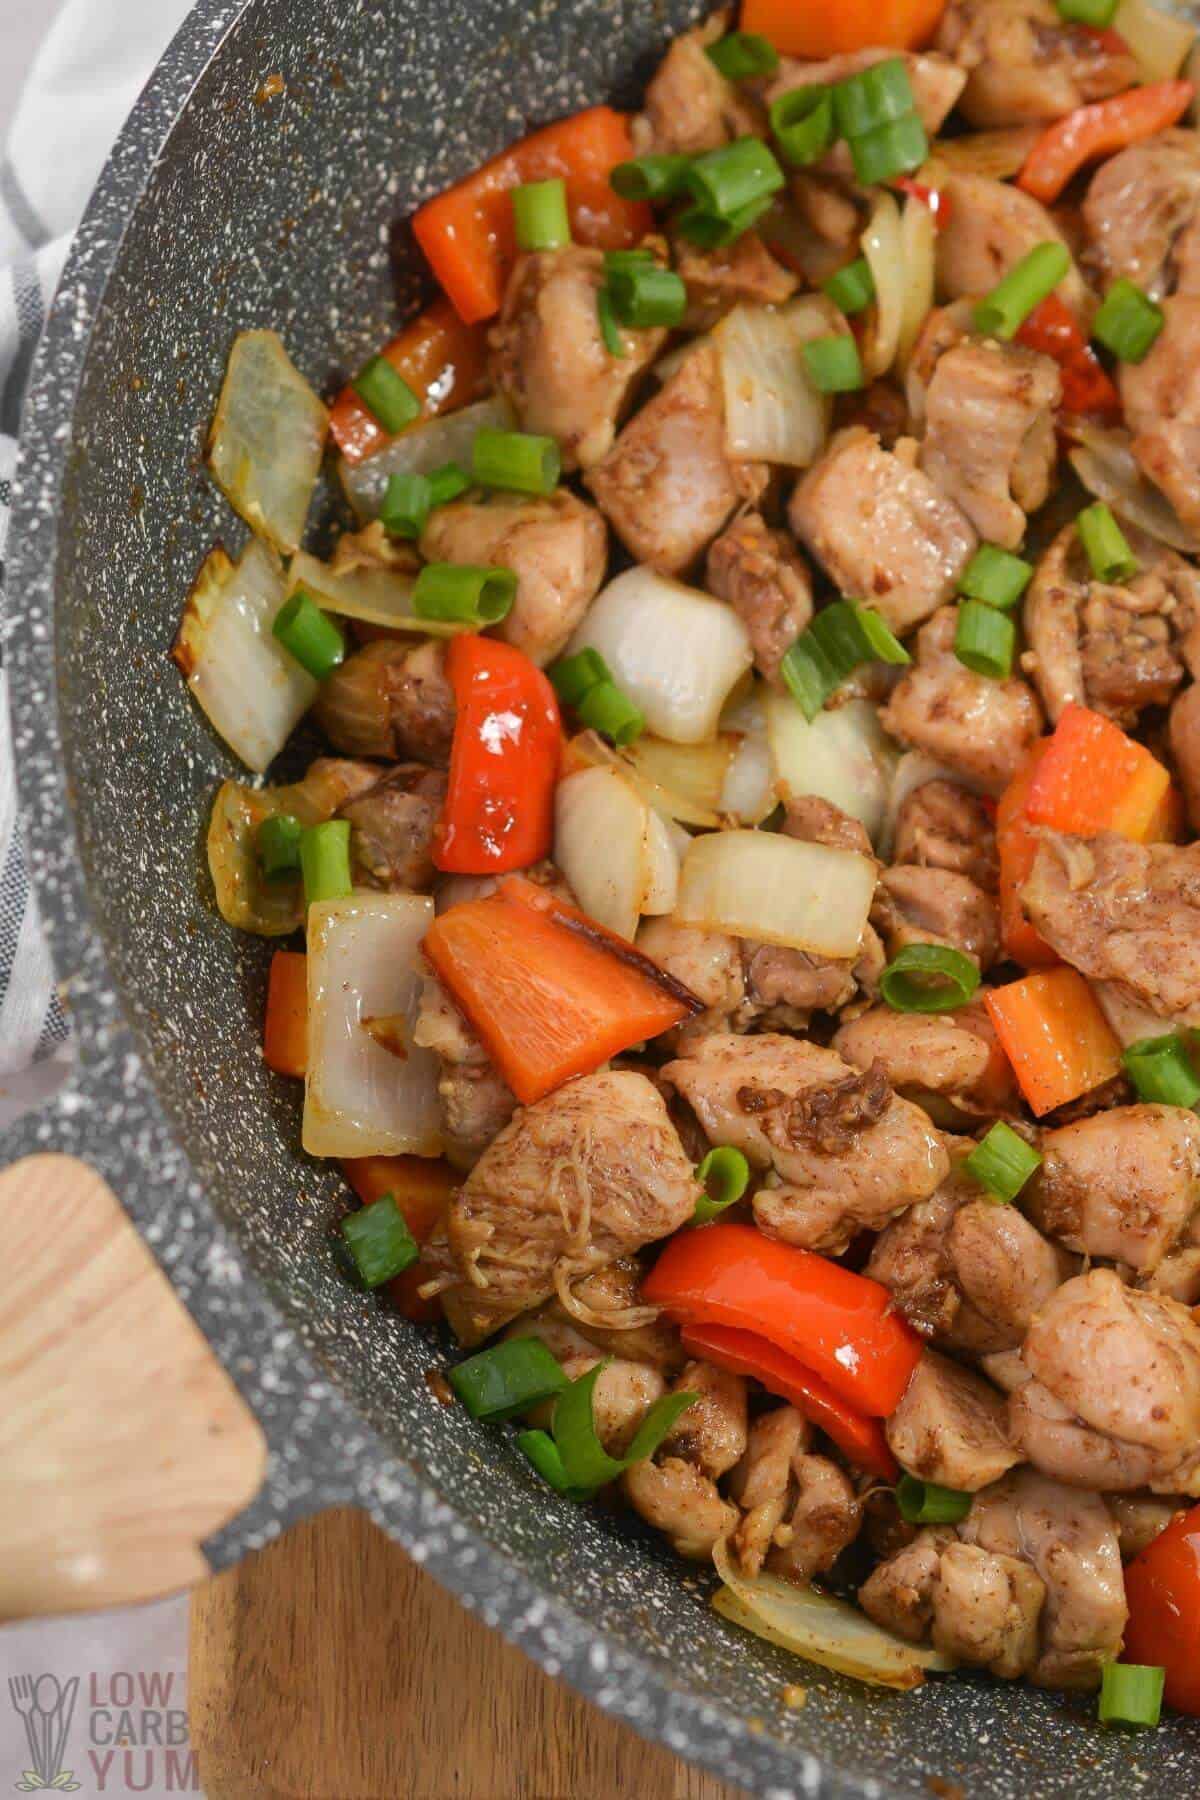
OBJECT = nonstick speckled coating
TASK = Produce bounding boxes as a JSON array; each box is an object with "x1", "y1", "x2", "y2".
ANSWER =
[{"x1": 4, "y1": 2, "x2": 1199, "y2": 1794}]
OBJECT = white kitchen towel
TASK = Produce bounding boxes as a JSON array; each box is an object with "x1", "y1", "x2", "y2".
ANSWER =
[{"x1": 0, "y1": 0, "x2": 194, "y2": 1082}]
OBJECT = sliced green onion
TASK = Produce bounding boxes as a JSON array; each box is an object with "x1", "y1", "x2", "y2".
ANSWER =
[
  {"x1": 607, "y1": 263, "x2": 688, "y2": 329},
  {"x1": 964, "y1": 1121, "x2": 1043, "y2": 1204},
  {"x1": 548, "y1": 647, "x2": 610, "y2": 709},
  {"x1": 352, "y1": 355, "x2": 421, "y2": 433},
  {"x1": 511, "y1": 177, "x2": 571, "y2": 251},
  {"x1": 516, "y1": 1428, "x2": 589, "y2": 1498},
  {"x1": 577, "y1": 678, "x2": 645, "y2": 747},
  {"x1": 597, "y1": 286, "x2": 626, "y2": 358},
  {"x1": 299, "y1": 819, "x2": 353, "y2": 907},
  {"x1": 449, "y1": 1337, "x2": 568, "y2": 1422},
  {"x1": 685, "y1": 137, "x2": 785, "y2": 221},
  {"x1": 954, "y1": 600, "x2": 1015, "y2": 680},
  {"x1": 1076, "y1": 501, "x2": 1139, "y2": 584},
  {"x1": 675, "y1": 194, "x2": 773, "y2": 248},
  {"x1": 1055, "y1": 0, "x2": 1117, "y2": 21},
  {"x1": 694, "y1": 1146, "x2": 751, "y2": 1223},
  {"x1": 340, "y1": 1196, "x2": 419, "y2": 1289},
  {"x1": 1092, "y1": 278, "x2": 1164, "y2": 363},
  {"x1": 427, "y1": 461, "x2": 471, "y2": 510},
  {"x1": 472, "y1": 427, "x2": 561, "y2": 495},
  {"x1": 257, "y1": 812, "x2": 303, "y2": 881},
  {"x1": 959, "y1": 543, "x2": 1033, "y2": 611},
  {"x1": 380, "y1": 469, "x2": 433, "y2": 539},
  {"x1": 847, "y1": 112, "x2": 928, "y2": 187},
  {"x1": 895, "y1": 1473, "x2": 973, "y2": 1525},
  {"x1": 974, "y1": 241, "x2": 1071, "y2": 341},
  {"x1": 801, "y1": 334, "x2": 864, "y2": 393},
  {"x1": 553, "y1": 1361, "x2": 698, "y2": 1491},
  {"x1": 328, "y1": 1228, "x2": 368, "y2": 1290},
  {"x1": 603, "y1": 248, "x2": 656, "y2": 272},
  {"x1": 833, "y1": 57, "x2": 916, "y2": 138},
  {"x1": 1122, "y1": 1033, "x2": 1200, "y2": 1108},
  {"x1": 1099, "y1": 1663, "x2": 1165, "y2": 1730},
  {"x1": 880, "y1": 943, "x2": 981, "y2": 1014},
  {"x1": 822, "y1": 255, "x2": 875, "y2": 317},
  {"x1": 413, "y1": 561, "x2": 517, "y2": 626},
  {"x1": 780, "y1": 601, "x2": 910, "y2": 721},
  {"x1": 610, "y1": 155, "x2": 693, "y2": 204},
  {"x1": 769, "y1": 86, "x2": 835, "y2": 167},
  {"x1": 706, "y1": 30, "x2": 780, "y2": 79},
  {"x1": 271, "y1": 588, "x2": 346, "y2": 680}
]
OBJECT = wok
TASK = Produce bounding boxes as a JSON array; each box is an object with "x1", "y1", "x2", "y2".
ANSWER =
[{"x1": 5, "y1": 1, "x2": 1198, "y2": 1792}]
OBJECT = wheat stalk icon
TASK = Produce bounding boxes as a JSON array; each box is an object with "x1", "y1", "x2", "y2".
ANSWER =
[{"x1": 8, "y1": 1675, "x2": 79, "y2": 1791}]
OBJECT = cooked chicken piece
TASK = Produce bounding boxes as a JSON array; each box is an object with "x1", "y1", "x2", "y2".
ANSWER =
[
  {"x1": 660, "y1": 1359, "x2": 748, "y2": 1481},
  {"x1": 740, "y1": 941, "x2": 858, "y2": 1020},
  {"x1": 314, "y1": 637, "x2": 455, "y2": 764},
  {"x1": 981, "y1": 1348, "x2": 1032, "y2": 1395},
  {"x1": 1121, "y1": 295, "x2": 1200, "y2": 532},
  {"x1": 413, "y1": 975, "x2": 517, "y2": 1169},
  {"x1": 550, "y1": 1260, "x2": 686, "y2": 1372},
  {"x1": 637, "y1": 918, "x2": 870, "y2": 1041},
  {"x1": 834, "y1": 1001, "x2": 1018, "y2": 1119},
  {"x1": 1144, "y1": 1244, "x2": 1200, "y2": 1306},
  {"x1": 436, "y1": 1070, "x2": 696, "y2": 1344},
  {"x1": 782, "y1": 795, "x2": 875, "y2": 856},
  {"x1": 674, "y1": 232, "x2": 798, "y2": 332},
  {"x1": 1023, "y1": 831, "x2": 1200, "y2": 1030},
  {"x1": 920, "y1": 339, "x2": 1060, "y2": 550},
  {"x1": 490, "y1": 247, "x2": 666, "y2": 471},
  {"x1": 1014, "y1": 1269, "x2": 1200, "y2": 1494},
  {"x1": 1083, "y1": 131, "x2": 1200, "y2": 301},
  {"x1": 631, "y1": 12, "x2": 761, "y2": 156},
  {"x1": 705, "y1": 512, "x2": 813, "y2": 685},
  {"x1": 933, "y1": 172, "x2": 1088, "y2": 318},
  {"x1": 873, "y1": 865, "x2": 1001, "y2": 971},
  {"x1": 1026, "y1": 1106, "x2": 1200, "y2": 1273},
  {"x1": 1169, "y1": 682, "x2": 1200, "y2": 830},
  {"x1": 585, "y1": 345, "x2": 766, "y2": 575},
  {"x1": 505, "y1": 1310, "x2": 667, "y2": 1455},
  {"x1": 665, "y1": 1033, "x2": 949, "y2": 1254},
  {"x1": 636, "y1": 920, "x2": 747, "y2": 1027},
  {"x1": 931, "y1": 1543, "x2": 1046, "y2": 1678},
  {"x1": 934, "y1": 0, "x2": 1137, "y2": 126},
  {"x1": 881, "y1": 606, "x2": 1044, "y2": 792},
  {"x1": 419, "y1": 489, "x2": 607, "y2": 667},
  {"x1": 1108, "y1": 1494, "x2": 1185, "y2": 1561},
  {"x1": 789, "y1": 429, "x2": 977, "y2": 638},
  {"x1": 892, "y1": 779, "x2": 999, "y2": 892},
  {"x1": 1025, "y1": 522, "x2": 1200, "y2": 726},
  {"x1": 338, "y1": 764, "x2": 446, "y2": 893},
  {"x1": 868, "y1": 1160, "x2": 1069, "y2": 1354},
  {"x1": 961, "y1": 1470, "x2": 1126, "y2": 1688},
  {"x1": 767, "y1": 49, "x2": 965, "y2": 138},
  {"x1": 622, "y1": 1456, "x2": 739, "y2": 1561},
  {"x1": 886, "y1": 1349, "x2": 1020, "y2": 1492},
  {"x1": 727, "y1": 1406, "x2": 861, "y2": 1583},
  {"x1": 859, "y1": 1527, "x2": 959, "y2": 1643}
]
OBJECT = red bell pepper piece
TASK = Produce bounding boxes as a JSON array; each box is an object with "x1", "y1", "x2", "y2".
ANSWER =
[
  {"x1": 985, "y1": 968, "x2": 1123, "y2": 1117},
  {"x1": 1123, "y1": 1503, "x2": 1200, "y2": 1715},
  {"x1": 891, "y1": 175, "x2": 951, "y2": 231},
  {"x1": 642, "y1": 1223, "x2": 922, "y2": 1417},
  {"x1": 329, "y1": 298, "x2": 490, "y2": 465},
  {"x1": 680, "y1": 1321, "x2": 899, "y2": 1480},
  {"x1": 423, "y1": 875, "x2": 701, "y2": 1104},
  {"x1": 413, "y1": 106, "x2": 651, "y2": 324},
  {"x1": 1024, "y1": 702, "x2": 1172, "y2": 842},
  {"x1": 740, "y1": 0, "x2": 947, "y2": 56},
  {"x1": 434, "y1": 635, "x2": 562, "y2": 875},
  {"x1": 1018, "y1": 80, "x2": 1194, "y2": 204},
  {"x1": 263, "y1": 950, "x2": 307, "y2": 1077},
  {"x1": 1015, "y1": 294, "x2": 1121, "y2": 422}
]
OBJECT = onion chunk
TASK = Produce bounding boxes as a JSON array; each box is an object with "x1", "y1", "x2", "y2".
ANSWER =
[
  {"x1": 208, "y1": 330, "x2": 328, "y2": 554},
  {"x1": 674, "y1": 829, "x2": 876, "y2": 960},
  {"x1": 339, "y1": 394, "x2": 514, "y2": 521}
]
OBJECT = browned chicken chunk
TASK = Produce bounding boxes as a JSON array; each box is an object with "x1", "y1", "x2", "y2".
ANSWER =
[
  {"x1": 727, "y1": 1406, "x2": 862, "y2": 1582},
  {"x1": 622, "y1": 1359, "x2": 744, "y2": 1561},
  {"x1": 339, "y1": 764, "x2": 446, "y2": 893},
  {"x1": 1083, "y1": 131, "x2": 1200, "y2": 301},
  {"x1": 632, "y1": 12, "x2": 761, "y2": 156},
  {"x1": 887, "y1": 1349, "x2": 1020, "y2": 1492},
  {"x1": 674, "y1": 232, "x2": 798, "y2": 332},
  {"x1": 314, "y1": 637, "x2": 454, "y2": 764},
  {"x1": 873, "y1": 865, "x2": 1001, "y2": 970},
  {"x1": 789, "y1": 429, "x2": 977, "y2": 638},
  {"x1": 705, "y1": 511, "x2": 813, "y2": 685},
  {"x1": 413, "y1": 975, "x2": 517, "y2": 1170},
  {"x1": 933, "y1": 172, "x2": 1087, "y2": 315},
  {"x1": 659, "y1": 1359, "x2": 748, "y2": 1480},
  {"x1": 934, "y1": 0, "x2": 1137, "y2": 126},
  {"x1": 834, "y1": 1002, "x2": 1017, "y2": 1118},
  {"x1": 920, "y1": 338, "x2": 1060, "y2": 550},
  {"x1": 1121, "y1": 295, "x2": 1200, "y2": 533},
  {"x1": 1170, "y1": 682, "x2": 1200, "y2": 830},
  {"x1": 892, "y1": 778, "x2": 999, "y2": 891},
  {"x1": 585, "y1": 345, "x2": 766, "y2": 575},
  {"x1": 1026, "y1": 1105, "x2": 1200, "y2": 1273},
  {"x1": 881, "y1": 606, "x2": 1044, "y2": 791}
]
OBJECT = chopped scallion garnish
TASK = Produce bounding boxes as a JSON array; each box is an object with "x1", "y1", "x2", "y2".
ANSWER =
[
  {"x1": 684, "y1": 137, "x2": 785, "y2": 221},
  {"x1": 954, "y1": 600, "x2": 1015, "y2": 679},
  {"x1": 271, "y1": 588, "x2": 346, "y2": 680},
  {"x1": 426, "y1": 461, "x2": 471, "y2": 510},
  {"x1": 1122, "y1": 1032, "x2": 1200, "y2": 1108},
  {"x1": 832, "y1": 57, "x2": 916, "y2": 138},
  {"x1": 257, "y1": 813, "x2": 303, "y2": 881},
  {"x1": 548, "y1": 646, "x2": 611, "y2": 709},
  {"x1": 780, "y1": 600, "x2": 909, "y2": 722},
  {"x1": 340, "y1": 1196, "x2": 419, "y2": 1288},
  {"x1": 576, "y1": 679, "x2": 645, "y2": 746},
  {"x1": 449, "y1": 1337, "x2": 568, "y2": 1421},
  {"x1": 511, "y1": 177, "x2": 572, "y2": 252},
  {"x1": 609, "y1": 154, "x2": 693, "y2": 204},
  {"x1": 351, "y1": 355, "x2": 421, "y2": 433},
  {"x1": 963, "y1": 1121, "x2": 1042, "y2": 1204},
  {"x1": 801, "y1": 333, "x2": 864, "y2": 393},
  {"x1": 974, "y1": 241, "x2": 1071, "y2": 341},
  {"x1": 769, "y1": 86, "x2": 835, "y2": 167},
  {"x1": 675, "y1": 194, "x2": 774, "y2": 248},
  {"x1": 517, "y1": 1427, "x2": 588, "y2": 1496},
  {"x1": 552, "y1": 1361, "x2": 699, "y2": 1492},
  {"x1": 299, "y1": 819, "x2": 353, "y2": 907},
  {"x1": 607, "y1": 262, "x2": 688, "y2": 330},
  {"x1": 1076, "y1": 501, "x2": 1139, "y2": 584},
  {"x1": 1055, "y1": 0, "x2": 1118, "y2": 21},
  {"x1": 706, "y1": 31, "x2": 780, "y2": 80},
  {"x1": 380, "y1": 469, "x2": 433, "y2": 539},
  {"x1": 895, "y1": 1473, "x2": 973, "y2": 1525},
  {"x1": 693, "y1": 1146, "x2": 751, "y2": 1223},
  {"x1": 1098, "y1": 1663, "x2": 1165, "y2": 1730},
  {"x1": 958, "y1": 543, "x2": 1033, "y2": 611},
  {"x1": 822, "y1": 255, "x2": 875, "y2": 317},
  {"x1": 597, "y1": 286, "x2": 626, "y2": 358},
  {"x1": 880, "y1": 943, "x2": 980, "y2": 1014},
  {"x1": 1092, "y1": 278, "x2": 1164, "y2": 363},
  {"x1": 413, "y1": 562, "x2": 517, "y2": 626},
  {"x1": 472, "y1": 426, "x2": 561, "y2": 495},
  {"x1": 847, "y1": 112, "x2": 928, "y2": 186}
]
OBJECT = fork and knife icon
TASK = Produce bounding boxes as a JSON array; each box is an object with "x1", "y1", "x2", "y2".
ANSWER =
[{"x1": 7, "y1": 1675, "x2": 80, "y2": 1792}]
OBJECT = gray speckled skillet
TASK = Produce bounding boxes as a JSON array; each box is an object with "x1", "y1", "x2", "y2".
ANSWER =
[{"x1": 3, "y1": 1, "x2": 1197, "y2": 1792}]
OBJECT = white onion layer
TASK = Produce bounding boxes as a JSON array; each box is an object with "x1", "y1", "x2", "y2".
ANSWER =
[
  {"x1": 765, "y1": 692, "x2": 898, "y2": 846},
  {"x1": 208, "y1": 330, "x2": 328, "y2": 554},
  {"x1": 673, "y1": 829, "x2": 876, "y2": 959},
  {"x1": 339, "y1": 394, "x2": 514, "y2": 520}
]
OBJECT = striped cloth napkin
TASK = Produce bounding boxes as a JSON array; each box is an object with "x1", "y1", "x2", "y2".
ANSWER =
[{"x1": 0, "y1": 0, "x2": 191, "y2": 1099}]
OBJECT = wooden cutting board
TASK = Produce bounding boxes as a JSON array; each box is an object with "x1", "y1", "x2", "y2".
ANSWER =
[{"x1": 189, "y1": 1507, "x2": 746, "y2": 1800}]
